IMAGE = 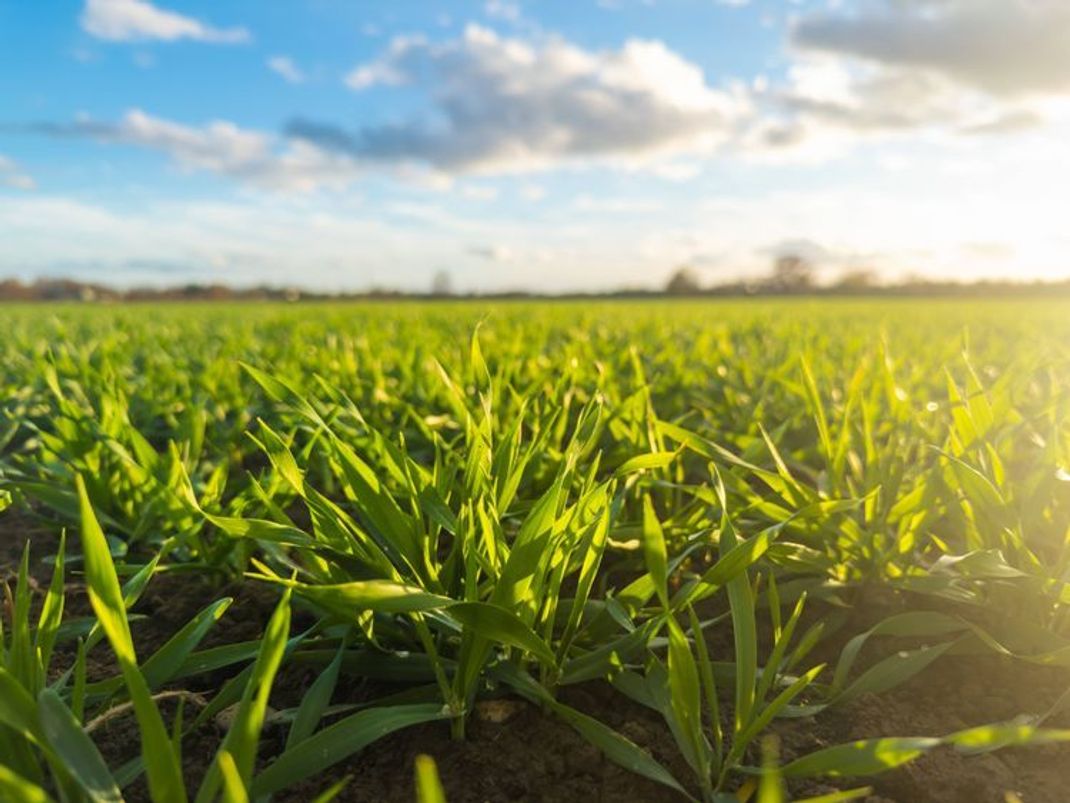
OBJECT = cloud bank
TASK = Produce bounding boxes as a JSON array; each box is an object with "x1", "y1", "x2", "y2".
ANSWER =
[{"x1": 792, "y1": 0, "x2": 1070, "y2": 98}]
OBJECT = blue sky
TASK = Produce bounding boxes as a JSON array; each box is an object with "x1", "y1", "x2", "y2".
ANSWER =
[{"x1": 1, "y1": 0, "x2": 1068, "y2": 291}]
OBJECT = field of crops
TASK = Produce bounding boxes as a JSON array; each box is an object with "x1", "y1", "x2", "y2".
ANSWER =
[{"x1": 1, "y1": 299, "x2": 1069, "y2": 802}]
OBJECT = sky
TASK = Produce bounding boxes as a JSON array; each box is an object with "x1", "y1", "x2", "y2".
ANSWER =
[{"x1": 1, "y1": 0, "x2": 1069, "y2": 292}]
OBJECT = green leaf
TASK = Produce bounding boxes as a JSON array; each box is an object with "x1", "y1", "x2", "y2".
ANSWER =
[
  {"x1": 781, "y1": 737, "x2": 941, "y2": 778},
  {"x1": 829, "y1": 612, "x2": 965, "y2": 694},
  {"x1": 72, "y1": 639, "x2": 88, "y2": 724},
  {"x1": 12, "y1": 543, "x2": 35, "y2": 689},
  {"x1": 641, "y1": 496, "x2": 669, "y2": 609},
  {"x1": 77, "y1": 474, "x2": 186, "y2": 803},
  {"x1": 688, "y1": 605, "x2": 722, "y2": 770},
  {"x1": 200, "y1": 588, "x2": 292, "y2": 800},
  {"x1": 672, "y1": 524, "x2": 781, "y2": 611},
  {"x1": 310, "y1": 776, "x2": 353, "y2": 803},
  {"x1": 414, "y1": 755, "x2": 448, "y2": 803},
  {"x1": 948, "y1": 722, "x2": 1070, "y2": 753},
  {"x1": 720, "y1": 523, "x2": 757, "y2": 738},
  {"x1": 286, "y1": 641, "x2": 346, "y2": 749},
  {"x1": 0, "y1": 667, "x2": 49, "y2": 747},
  {"x1": 666, "y1": 617, "x2": 710, "y2": 781},
  {"x1": 35, "y1": 533, "x2": 66, "y2": 692},
  {"x1": 930, "y1": 550, "x2": 1027, "y2": 579},
  {"x1": 545, "y1": 701, "x2": 692, "y2": 799},
  {"x1": 833, "y1": 642, "x2": 953, "y2": 707},
  {"x1": 447, "y1": 601, "x2": 557, "y2": 666},
  {"x1": 259, "y1": 574, "x2": 452, "y2": 617},
  {"x1": 0, "y1": 765, "x2": 54, "y2": 803},
  {"x1": 87, "y1": 597, "x2": 234, "y2": 697},
  {"x1": 615, "y1": 451, "x2": 678, "y2": 477},
  {"x1": 559, "y1": 501, "x2": 610, "y2": 655},
  {"x1": 253, "y1": 704, "x2": 449, "y2": 797},
  {"x1": 730, "y1": 665, "x2": 824, "y2": 766},
  {"x1": 794, "y1": 788, "x2": 874, "y2": 802},
  {"x1": 560, "y1": 617, "x2": 664, "y2": 685},
  {"x1": 217, "y1": 750, "x2": 249, "y2": 803},
  {"x1": 37, "y1": 689, "x2": 121, "y2": 803}
]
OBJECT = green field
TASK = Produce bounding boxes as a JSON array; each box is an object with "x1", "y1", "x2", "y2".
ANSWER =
[{"x1": 2, "y1": 299, "x2": 1069, "y2": 802}]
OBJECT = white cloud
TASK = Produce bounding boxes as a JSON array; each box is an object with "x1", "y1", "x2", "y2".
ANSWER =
[
  {"x1": 752, "y1": 57, "x2": 1044, "y2": 152},
  {"x1": 344, "y1": 35, "x2": 421, "y2": 90},
  {"x1": 0, "y1": 156, "x2": 35, "y2": 190},
  {"x1": 39, "y1": 110, "x2": 360, "y2": 192},
  {"x1": 755, "y1": 0, "x2": 1070, "y2": 154},
  {"x1": 312, "y1": 24, "x2": 745, "y2": 175},
  {"x1": 267, "y1": 55, "x2": 305, "y2": 84},
  {"x1": 81, "y1": 0, "x2": 249, "y2": 44},
  {"x1": 792, "y1": 0, "x2": 1070, "y2": 98}
]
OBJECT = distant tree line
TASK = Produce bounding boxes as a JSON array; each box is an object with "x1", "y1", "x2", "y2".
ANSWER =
[
  {"x1": 665, "y1": 255, "x2": 829, "y2": 296},
  {"x1": 1, "y1": 261, "x2": 1068, "y2": 304},
  {"x1": 662, "y1": 255, "x2": 1069, "y2": 297},
  {"x1": 0, "y1": 279, "x2": 313, "y2": 302}
]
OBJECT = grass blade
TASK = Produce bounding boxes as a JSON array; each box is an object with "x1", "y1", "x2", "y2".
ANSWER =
[
  {"x1": 253, "y1": 704, "x2": 450, "y2": 797},
  {"x1": 77, "y1": 474, "x2": 186, "y2": 803},
  {"x1": 37, "y1": 689, "x2": 121, "y2": 803},
  {"x1": 414, "y1": 755, "x2": 447, "y2": 803}
]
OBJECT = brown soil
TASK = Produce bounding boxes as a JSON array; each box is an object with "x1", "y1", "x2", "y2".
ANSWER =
[
  {"x1": 277, "y1": 685, "x2": 690, "y2": 803},
  {"x1": 778, "y1": 653, "x2": 1070, "y2": 803},
  {"x1": 0, "y1": 509, "x2": 61, "y2": 582},
  {"x1": 4, "y1": 510, "x2": 1070, "y2": 802}
]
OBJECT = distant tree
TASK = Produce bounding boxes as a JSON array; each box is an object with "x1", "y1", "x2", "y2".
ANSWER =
[
  {"x1": 0, "y1": 279, "x2": 30, "y2": 301},
  {"x1": 834, "y1": 268, "x2": 878, "y2": 290},
  {"x1": 431, "y1": 270, "x2": 454, "y2": 297},
  {"x1": 665, "y1": 266, "x2": 702, "y2": 295},
  {"x1": 769, "y1": 254, "x2": 815, "y2": 292}
]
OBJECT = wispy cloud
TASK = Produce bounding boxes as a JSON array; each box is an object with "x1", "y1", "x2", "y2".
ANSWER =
[
  {"x1": 267, "y1": 55, "x2": 305, "y2": 84},
  {"x1": 0, "y1": 155, "x2": 35, "y2": 190},
  {"x1": 81, "y1": 0, "x2": 250, "y2": 44},
  {"x1": 27, "y1": 110, "x2": 357, "y2": 192},
  {"x1": 748, "y1": 58, "x2": 1046, "y2": 157}
]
